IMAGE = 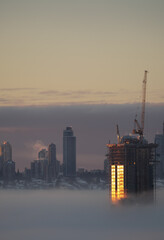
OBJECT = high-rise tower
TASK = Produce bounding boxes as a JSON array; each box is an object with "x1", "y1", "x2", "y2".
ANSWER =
[
  {"x1": 63, "y1": 126, "x2": 76, "y2": 177},
  {"x1": 1, "y1": 141, "x2": 12, "y2": 162},
  {"x1": 0, "y1": 141, "x2": 12, "y2": 176},
  {"x1": 48, "y1": 143, "x2": 56, "y2": 165},
  {"x1": 38, "y1": 149, "x2": 48, "y2": 161},
  {"x1": 0, "y1": 141, "x2": 15, "y2": 182},
  {"x1": 48, "y1": 143, "x2": 56, "y2": 179}
]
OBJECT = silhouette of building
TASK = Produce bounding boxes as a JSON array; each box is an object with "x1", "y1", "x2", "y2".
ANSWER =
[
  {"x1": 30, "y1": 158, "x2": 49, "y2": 180},
  {"x1": 1, "y1": 141, "x2": 12, "y2": 162},
  {"x1": 38, "y1": 149, "x2": 48, "y2": 161},
  {"x1": 24, "y1": 168, "x2": 31, "y2": 182},
  {"x1": 107, "y1": 136, "x2": 156, "y2": 203},
  {"x1": 63, "y1": 126, "x2": 76, "y2": 177},
  {"x1": 0, "y1": 145, "x2": 3, "y2": 178},
  {"x1": 48, "y1": 143, "x2": 57, "y2": 180},
  {"x1": 31, "y1": 160, "x2": 40, "y2": 179},
  {"x1": 56, "y1": 159, "x2": 60, "y2": 177},
  {"x1": 48, "y1": 143, "x2": 56, "y2": 164},
  {"x1": 0, "y1": 141, "x2": 15, "y2": 182},
  {"x1": 155, "y1": 123, "x2": 164, "y2": 179},
  {"x1": 104, "y1": 158, "x2": 109, "y2": 182},
  {"x1": 30, "y1": 144, "x2": 60, "y2": 181},
  {"x1": 3, "y1": 160, "x2": 15, "y2": 182}
]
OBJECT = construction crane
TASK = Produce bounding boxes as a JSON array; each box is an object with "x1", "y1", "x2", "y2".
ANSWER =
[{"x1": 132, "y1": 70, "x2": 148, "y2": 140}]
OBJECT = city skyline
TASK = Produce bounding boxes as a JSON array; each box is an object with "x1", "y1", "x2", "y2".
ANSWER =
[{"x1": 0, "y1": 104, "x2": 163, "y2": 171}]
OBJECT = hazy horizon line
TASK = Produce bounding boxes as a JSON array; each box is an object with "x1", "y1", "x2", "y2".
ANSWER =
[{"x1": 0, "y1": 101, "x2": 164, "y2": 108}]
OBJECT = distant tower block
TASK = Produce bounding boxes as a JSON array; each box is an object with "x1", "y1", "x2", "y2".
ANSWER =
[
  {"x1": 2, "y1": 141, "x2": 12, "y2": 162},
  {"x1": 48, "y1": 143, "x2": 56, "y2": 165},
  {"x1": 38, "y1": 149, "x2": 48, "y2": 161},
  {"x1": 48, "y1": 143, "x2": 57, "y2": 179},
  {"x1": 63, "y1": 127, "x2": 76, "y2": 177}
]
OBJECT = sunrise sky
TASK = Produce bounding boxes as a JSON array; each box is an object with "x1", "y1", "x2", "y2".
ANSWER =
[{"x1": 0, "y1": 0, "x2": 164, "y2": 106}]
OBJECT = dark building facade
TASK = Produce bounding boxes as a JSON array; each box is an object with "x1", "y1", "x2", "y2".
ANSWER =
[
  {"x1": 38, "y1": 149, "x2": 48, "y2": 161},
  {"x1": 48, "y1": 143, "x2": 57, "y2": 180},
  {"x1": 31, "y1": 159, "x2": 48, "y2": 180},
  {"x1": 107, "y1": 136, "x2": 156, "y2": 203},
  {"x1": 63, "y1": 127, "x2": 76, "y2": 177},
  {"x1": 104, "y1": 158, "x2": 109, "y2": 182},
  {"x1": 3, "y1": 160, "x2": 15, "y2": 182},
  {"x1": 0, "y1": 141, "x2": 15, "y2": 181},
  {"x1": 155, "y1": 129, "x2": 164, "y2": 179},
  {"x1": 30, "y1": 144, "x2": 60, "y2": 182}
]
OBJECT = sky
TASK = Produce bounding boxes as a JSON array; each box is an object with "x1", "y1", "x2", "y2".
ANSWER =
[
  {"x1": 0, "y1": 0, "x2": 164, "y2": 170},
  {"x1": 0, "y1": 0, "x2": 164, "y2": 105}
]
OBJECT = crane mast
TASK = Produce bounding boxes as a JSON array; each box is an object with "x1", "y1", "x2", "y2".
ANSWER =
[
  {"x1": 141, "y1": 70, "x2": 148, "y2": 135},
  {"x1": 132, "y1": 70, "x2": 148, "y2": 140}
]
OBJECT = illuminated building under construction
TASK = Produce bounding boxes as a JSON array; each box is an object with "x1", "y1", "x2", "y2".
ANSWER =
[
  {"x1": 107, "y1": 71, "x2": 157, "y2": 203},
  {"x1": 107, "y1": 137, "x2": 156, "y2": 202}
]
